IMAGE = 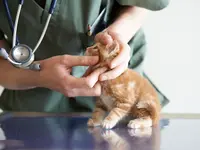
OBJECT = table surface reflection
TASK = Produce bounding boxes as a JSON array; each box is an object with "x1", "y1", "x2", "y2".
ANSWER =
[{"x1": 0, "y1": 112, "x2": 199, "y2": 150}]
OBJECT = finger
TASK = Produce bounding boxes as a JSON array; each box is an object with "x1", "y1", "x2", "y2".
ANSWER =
[
  {"x1": 67, "y1": 66, "x2": 106, "y2": 89},
  {"x1": 69, "y1": 83, "x2": 101, "y2": 97},
  {"x1": 67, "y1": 75, "x2": 89, "y2": 89},
  {"x1": 66, "y1": 67, "x2": 107, "y2": 88},
  {"x1": 85, "y1": 67, "x2": 108, "y2": 88},
  {"x1": 61, "y1": 55, "x2": 99, "y2": 67},
  {"x1": 95, "y1": 32, "x2": 113, "y2": 45},
  {"x1": 109, "y1": 43, "x2": 130, "y2": 69},
  {"x1": 99, "y1": 62, "x2": 128, "y2": 81},
  {"x1": 82, "y1": 66, "x2": 94, "y2": 77}
]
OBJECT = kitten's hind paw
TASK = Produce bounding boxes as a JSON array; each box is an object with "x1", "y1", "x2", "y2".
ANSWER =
[
  {"x1": 127, "y1": 117, "x2": 152, "y2": 129},
  {"x1": 87, "y1": 118, "x2": 102, "y2": 127}
]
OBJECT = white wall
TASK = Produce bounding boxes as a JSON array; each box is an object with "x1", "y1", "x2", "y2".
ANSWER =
[{"x1": 143, "y1": 0, "x2": 200, "y2": 113}]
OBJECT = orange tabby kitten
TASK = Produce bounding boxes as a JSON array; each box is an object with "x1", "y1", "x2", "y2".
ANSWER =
[{"x1": 85, "y1": 39, "x2": 161, "y2": 129}]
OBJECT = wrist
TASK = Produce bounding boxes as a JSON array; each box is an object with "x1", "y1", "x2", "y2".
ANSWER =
[
  {"x1": 0, "y1": 59, "x2": 41, "y2": 90},
  {"x1": 34, "y1": 60, "x2": 51, "y2": 89},
  {"x1": 24, "y1": 69, "x2": 41, "y2": 88},
  {"x1": 106, "y1": 6, "x2": 148, "y2": 43},
  {"x1": 13, "y1": 66, "x2": 41, "y2": 90},
  {"x1": 31, "y1": 61, "x2": 44, "y2": 88}
]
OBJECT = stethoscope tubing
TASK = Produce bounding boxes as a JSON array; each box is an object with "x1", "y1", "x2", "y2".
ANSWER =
[
  {"x1": 1, "y1": 0, "x2": 57, "y2": 69},
  {"x1": 1, "y1": 0, "x2": 105, "y2": 70},
  {"x1": 3, "y1": 0, "x2": 20, "y2": 45},
  {"x1": 3, "y1": 0, "x2": 57, "y2": 47}
]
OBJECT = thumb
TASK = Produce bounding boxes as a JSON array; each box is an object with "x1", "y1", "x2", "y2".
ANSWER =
[{"x1": 85, "y1": 67, "x2": 108, "y2": 88}]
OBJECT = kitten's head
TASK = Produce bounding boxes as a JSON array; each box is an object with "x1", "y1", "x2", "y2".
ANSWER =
[{"x1": 96, "y1": 40, "x2": 120, "y2": 63}]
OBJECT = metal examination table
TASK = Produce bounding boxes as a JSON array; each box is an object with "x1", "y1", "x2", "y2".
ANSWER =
[{"x1": 0, "y1": 112, "x2": 199, "y2": 150}]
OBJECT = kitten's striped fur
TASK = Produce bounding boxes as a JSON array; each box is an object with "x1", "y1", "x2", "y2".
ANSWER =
[{"x1": 85, "y1": 40, "x2": 161, "y2": 129}]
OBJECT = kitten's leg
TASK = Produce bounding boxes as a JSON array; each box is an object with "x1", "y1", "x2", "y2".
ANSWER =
[
  {"x1": 85, "y1": 44, "x2": 99, "y2": 56},
  {"x1": 102, "y1": 103, "x2": 131, "y2": 129},
  {"x1": 128, "y1": 109, "x2": 152, "y2": 129},
  {"x1": 87, "y1": 98, "x2": 107, "y2": 127},
  {"x1": 127, "y1": 107, "x2": 153, "y2": 137}
]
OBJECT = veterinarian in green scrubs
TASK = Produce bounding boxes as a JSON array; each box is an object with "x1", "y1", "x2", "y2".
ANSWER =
[{"x1": 0, "y1": 0, "x2": 170, "y2": 112}]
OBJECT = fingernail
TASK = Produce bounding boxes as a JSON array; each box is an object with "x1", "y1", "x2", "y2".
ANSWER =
[
  {"x1": 111, "y1": 63, "x2": 116, "y2": 69},
  {"x1": 88, "y1": 80, "x2": 95, "y2": 88},
  {"x1": 101, "y1": 75, "x2": 107, "y2": 81}
]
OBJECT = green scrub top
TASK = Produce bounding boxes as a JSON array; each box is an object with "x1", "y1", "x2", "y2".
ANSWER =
[{"x1": 0, "y1": 0, "x2": 170, "y2": 113}]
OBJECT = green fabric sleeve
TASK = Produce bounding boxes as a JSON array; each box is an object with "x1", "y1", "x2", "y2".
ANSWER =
[{"x1": 116, "y1": 0, "x2": 170, "y2": 11}]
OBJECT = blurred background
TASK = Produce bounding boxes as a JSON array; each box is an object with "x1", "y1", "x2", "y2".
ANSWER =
[
  {"x1": 0, "y1": 0, "x2": 199, "y2": 114},
  {"x1": 143, "y1": 0, "x2": 200, "y2": 114}
]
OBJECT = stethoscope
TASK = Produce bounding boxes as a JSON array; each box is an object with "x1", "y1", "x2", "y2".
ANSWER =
[
  {"x1": 0, "y1": 0, "x2": 108, "y2": 71},
  {"x1": 0, "y1": 0, "x2": 57, "y2": 71}
]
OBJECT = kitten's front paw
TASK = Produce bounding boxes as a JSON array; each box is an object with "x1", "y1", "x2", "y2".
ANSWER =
[
  {"x1": 87, "y1": 118, "x2": 102, "y2": 127},
  {"x1": 102, "y1": 119, "x2": 117, "y2": 129}
]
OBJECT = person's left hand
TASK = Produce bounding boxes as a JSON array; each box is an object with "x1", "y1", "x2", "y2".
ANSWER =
[
  {"x1": 84, "y1": 30, "x2": 131, "y2": 88},
  {"x1": 94, "y1": 30, "x2": 131, "y2": 81}
]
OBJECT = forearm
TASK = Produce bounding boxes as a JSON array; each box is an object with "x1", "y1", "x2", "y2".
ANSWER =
[
  {"x1": 107, "y1": 6, "x2": 149, "y2": 43},
  {"x1": 0, "y1": 40, "x2": 40, "y2": 90}
]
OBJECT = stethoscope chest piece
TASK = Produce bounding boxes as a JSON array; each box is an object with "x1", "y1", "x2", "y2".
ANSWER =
[
  {"x1": 1, "y1": 0, "x2": 58, "y2": 71},
  {"x1": 10, "y1": 44, "x2": 34, "y2": 68}
]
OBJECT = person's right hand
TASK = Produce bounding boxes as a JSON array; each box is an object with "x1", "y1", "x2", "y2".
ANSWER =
[{"x1": 36, "y1": 55, "x2": 107, "y2": 97}]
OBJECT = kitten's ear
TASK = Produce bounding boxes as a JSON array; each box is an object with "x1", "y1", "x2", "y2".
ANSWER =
[{"x1": 85, "y1": 44, "x2": 99, "y2": 56}]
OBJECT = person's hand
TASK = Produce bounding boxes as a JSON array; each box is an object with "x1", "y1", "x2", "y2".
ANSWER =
[
  {"x1": 95, "y1": 30, "x2": 131, "y2": 81},
  {"x1": 84, "y1": 30, "x2": 130, "y2": 87},
  {"x1": 37, "y1": 55, "x2": 107, "y2": 97}
]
